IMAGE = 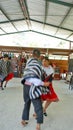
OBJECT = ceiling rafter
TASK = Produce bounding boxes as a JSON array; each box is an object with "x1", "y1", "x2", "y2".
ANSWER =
[
  {"x1": 43, "y1": 0, "x2": 49, "y2": 29},
  {"x1": 0, "y1": 29, "x2": 73, "y2": 42},
  {"x1": 30, "y1": 19, "x2": 73, "y2": 33},
  {"x1": 18, "y1": 0, "x2": 31, "y2": 29},
  {"x1": 55, "y1": 4, "x2": 73, "y2": 36},
  {"x1": 0, "y1": 6, "x2": 18, "y2": 32},
  {"x1": 66, "y1": 33, "x2": 73, "y2": 40},
  {"x1": 0, "y1": 30, "x2": 29, "y2": 36},
  {"x1": 31, "y1": 30, "x2": 73, "y2": 42},
  {"x1": 46, "y1": 0, "x2": 73, "y2": 7},
  {"x1": 0, "y1": 18, "x2": 73, "y2": 34},
  {"x1": 0, "y1": 18, "x2": 24, "y2": 24},
  {"x1": 0, "y1": 20, "x2": 73, "y2": 42},
  {"x1": 0, "y1": 27, "x2": 7, "y2": 33}
]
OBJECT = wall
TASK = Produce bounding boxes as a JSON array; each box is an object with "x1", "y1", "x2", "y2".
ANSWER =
[{"x1": 50, "y1": 59, "x2": 68, "y2": 73}]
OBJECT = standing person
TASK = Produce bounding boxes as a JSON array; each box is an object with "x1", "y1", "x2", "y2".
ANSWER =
[
  {"x1": 41, "y1": 57, "x2": 59, "y2": 116},
  {"x1": 3, "y1": 56, "x2": 14, "y2": 88},
  {"x1": 21, "y1": 49, "x2": 50, "y2": 130},
  {"x1": 0, "y1": 56, "x2": 4, "y2": 88},
  {"x1": 0, "y1": 54, "x2": 14, "y2": 90}
]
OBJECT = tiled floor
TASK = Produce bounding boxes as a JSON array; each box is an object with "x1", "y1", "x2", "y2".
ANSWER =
[{"x1": 0, "y1": 78, "x2": 73, "y2": 130}]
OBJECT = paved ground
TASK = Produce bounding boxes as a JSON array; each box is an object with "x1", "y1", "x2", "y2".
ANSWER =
[{"x1": 0, "y1": 78, "x2": 73, "y2": 130}]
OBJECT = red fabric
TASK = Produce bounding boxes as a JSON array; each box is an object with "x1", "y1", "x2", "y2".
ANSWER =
[
  {"x1": 5, "y1": 73, "x2": 14, "y2": 81},
  {"x1": 41, "y1": 76, "x2": 59, "y2": 101}
]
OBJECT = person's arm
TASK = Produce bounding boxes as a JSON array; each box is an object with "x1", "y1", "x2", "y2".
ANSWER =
[
  {"x1": 25, "y1": 78, "x2": 50, "y2": 87},
  {"x1": 48, "y1": 74, "x2": 53, "y2": 82},
  {"x1": 43, "y1": 81, "x2": 50, "y2": 87}
]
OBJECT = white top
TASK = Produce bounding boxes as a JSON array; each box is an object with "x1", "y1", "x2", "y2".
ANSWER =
[{"x1": 43, "y1": 65, "x2": 54, "y2": 76}]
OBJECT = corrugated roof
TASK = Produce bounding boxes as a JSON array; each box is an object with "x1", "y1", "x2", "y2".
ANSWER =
[{"x1": 0, "y1": 0, "x2": 73, "y2": 42}]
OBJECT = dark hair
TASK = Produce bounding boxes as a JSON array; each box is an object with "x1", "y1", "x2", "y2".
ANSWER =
[
  {"x1": 33, "y1": 49, "x2": 40, "y2": 57},
  {"x1": 3, "y1": 54, "x2": 9, "y2": 58},
  {"x1": 8, "y1": 56, "x2": 11, "y2": 60},
  {"x1": 44, "y1": 56, "x2": 49, "y2": 61}
]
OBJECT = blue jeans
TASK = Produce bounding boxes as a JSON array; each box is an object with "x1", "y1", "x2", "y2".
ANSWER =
[{"x1": 22, "y1": 84, "x2": 43, "y2": 123}]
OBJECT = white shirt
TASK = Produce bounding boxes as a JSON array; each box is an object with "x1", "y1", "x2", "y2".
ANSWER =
[
  {"x1": 43, "y1": 65, "x2": 54, "y2": 76},
  {"x1": 26, "y1": 78, "x2": 44, "y2": 86}
]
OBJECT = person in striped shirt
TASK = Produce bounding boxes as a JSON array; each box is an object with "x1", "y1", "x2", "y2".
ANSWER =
[{"x1": 21, "y1": 49, "x2": 50, "y2": 130}]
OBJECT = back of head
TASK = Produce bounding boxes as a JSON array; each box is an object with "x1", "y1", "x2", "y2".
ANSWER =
[
  {"x1": 32, "y1": 49, "x2": 40, "y2": 58},
  {"x1": 4, "y1": 54, "x2": 9, "y2": 58},
  {"x1": 44, "y1": 56, "x2": 49, "y2": 61}
]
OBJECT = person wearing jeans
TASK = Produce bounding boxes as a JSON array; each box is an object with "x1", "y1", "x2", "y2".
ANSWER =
[{"x1": 21, "y1": 49, "x2": 50, "y2": 130}]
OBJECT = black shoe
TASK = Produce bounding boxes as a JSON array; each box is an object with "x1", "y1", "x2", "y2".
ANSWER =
[
  {"x1": 4, "y1": 85, "x2": 6, "y2": 88},
  {"x1": 1, "y1": 87, "x2": 4, "y2": 90},
  {"x1": 43, "y1": 112, "x2": 47, "y2": 116}
]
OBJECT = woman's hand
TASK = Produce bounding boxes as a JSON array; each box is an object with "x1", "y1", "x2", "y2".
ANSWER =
[{"x1": 44, "y1": 82, "x2": 50, "y2": 87}]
